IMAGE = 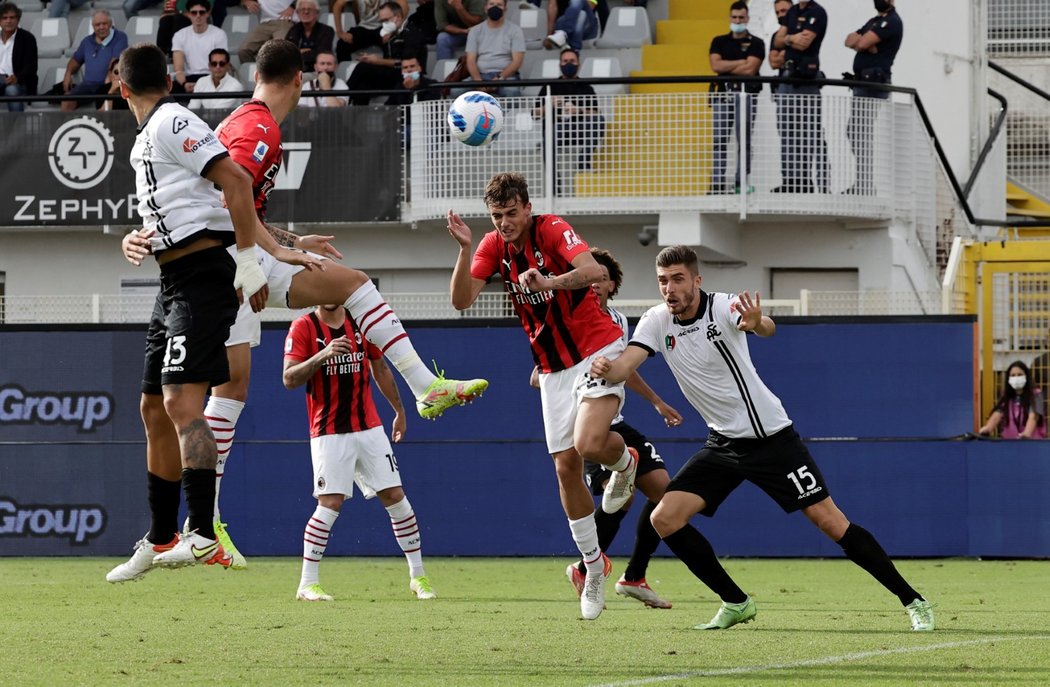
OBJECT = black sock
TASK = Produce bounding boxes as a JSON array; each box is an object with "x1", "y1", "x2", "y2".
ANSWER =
[
  {"x1": 146, "y1": 471, "x2": 182, "y2": 545},
  {"x1": 663, "y1": 524, "x2": 747, "y2": 604},
  {"x1": 624, "y1": 500, "x2": 661, "y2": 582},
  {"x1": 578, "y1": 506, "x2": 629, "y2": 574},
  {"x1": 182, "y1": 468, "x2": 217, "y2": 540},
  {"x1": 837, "y1": 523, "x2": 922, "y2": 606}
]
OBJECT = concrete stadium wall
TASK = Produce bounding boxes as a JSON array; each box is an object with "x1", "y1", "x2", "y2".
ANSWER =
[{"x1": 5, "y1": 317, "x2": 1045, "y2": 559}]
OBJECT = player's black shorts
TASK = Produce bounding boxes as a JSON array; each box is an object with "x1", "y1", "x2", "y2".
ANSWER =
[
  {"x1": 141, "y1": 245, "x2": 239, "y2": 395},
  {"x1": 666, "y1": 425, "x2": 830, "y2": 516},
  {"x1": 584, "y1": 421, "x2": 668, "y2": 495}
]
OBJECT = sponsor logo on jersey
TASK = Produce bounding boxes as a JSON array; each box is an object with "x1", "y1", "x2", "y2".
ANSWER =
[
  {"x1": 0, "y1": 385, "x2": 113, "y2": 432},
  {"x1": 172, "y1": 117, "x2": 189, "y2": 134},
  {"x1": 182, "y1": 132, "x2": 215, "y2": 153},
  {"x1": 317, "y1": 476, "x2": 326, "y2": 490},
  {"x1": 665, "y1": 334, "x2": 676, "y2": 351},
  {"x1": 0, "y1": 498, "x2": 106, "y2": 544},
  {"x1": 285, "y1": 337, "x2": 294, "y2": 353},
  {"x1": 533, "y1": 249, "x2": 545, "y2": 268},
  {"x1": 706, "y1": 323, "x2": 722, "y2": 340},
  {"x1": 252, "y1": 140, "x2": 269, "y2": 163}
]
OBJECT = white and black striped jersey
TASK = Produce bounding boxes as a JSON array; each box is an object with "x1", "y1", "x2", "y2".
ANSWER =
[
  {"x1": 607, "y1": 306, "x2": 629, "y2": 425},
  {"x1": 130, "y1": 98, "x2": 234, "y2": 255},
  {"x1": 630, "y1": 291, "x2": 791, "y2": 439}
]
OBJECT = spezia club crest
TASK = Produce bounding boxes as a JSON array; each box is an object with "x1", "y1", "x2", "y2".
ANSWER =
[{"x1": 48, "y1": 116, "x2": 116, "y2": 190}]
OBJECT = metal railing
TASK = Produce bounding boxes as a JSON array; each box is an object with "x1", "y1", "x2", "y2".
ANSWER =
[
  {"x1": 989, "y1": 61, "x2": 1050, "y2": 205},
  {"x1": 988, "y1": 0, "x2": 1050, "y2": 56}
]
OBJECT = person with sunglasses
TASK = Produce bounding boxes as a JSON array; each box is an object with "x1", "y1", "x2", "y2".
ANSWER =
[
  {"x1": 173, "y1": 0, "x2": 228, "y2": 93},
  {"x1": 97, "y1": 58, "x2": 130, "y2": 111},
  {"x1": 189, "y1": 48, "x2": 243, "y2": 111}
]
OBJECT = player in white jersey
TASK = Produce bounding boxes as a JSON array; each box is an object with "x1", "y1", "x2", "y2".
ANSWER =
[
  {"x1": 106, "y1": 43, "x2": 317, "y2": 583},
  {"x1": 590, "y1": 245, "x2": 935, "y2": 632}
]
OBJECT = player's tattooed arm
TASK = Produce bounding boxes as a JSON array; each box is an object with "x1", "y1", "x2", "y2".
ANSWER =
[{"x1": 265, "y1": 223, "x2": 299, "y2": 248}]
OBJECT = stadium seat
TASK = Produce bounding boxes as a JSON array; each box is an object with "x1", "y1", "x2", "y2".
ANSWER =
[
  {"x1": 31, "y1": 17, "x2": 71, "y2": 58},
  {"x1": 340, "y1": 60, "x2": 358, "y2": 82},
  {"x1": 580, "y1": 56, "x2": 624, "y2": 95},
  {"x1": 431, "y1": 57, "x2": 459, "y2": 81},
  {"x1": 34, "y1": 57, "x2": 74, "y2": 108},
  {"x1": 595, "y1": 6, "x2": 651, "y2": 48},
  {"x1": 124, "y1": 16, "x2": 159, "y2": 45},
  {"x1": 238, "y1": 61, "x2": 258, "y2": 86},
  {"x1": 517, "y1": 7, "x2": 546, "y2": 49},
  {"x1": 524, "y1": 57, "x2": 559, "y2": 97},
  {"x1": 226, "y1": 13, "x2": 260, "y2": 54},
  {"x1": 66, "y1": 16, "x2": 93, "y2": 57},
  {"x1": 322, "y1": 11, "x2": 355, "y2": 30}
]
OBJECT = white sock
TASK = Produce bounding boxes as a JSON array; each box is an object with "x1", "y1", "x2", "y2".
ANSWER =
[
  {"x1": 386, "y1": 497, "x2": 424, "y2": 578},
  {"x1": 343, "y1": 280, "x2": 435, "y2": 398},
  {"x1": 568, "y1": 512, "x2": 604, "y2": 574},
  {"x1": 204, "y1": 396, "x2": 244, "y2": 523},
  {"x1": 607, "y1": 445, "x2": 632, "y2": 472},
  {"x1": 300, "y1": 505, "x2": 339, "y2": 588}
]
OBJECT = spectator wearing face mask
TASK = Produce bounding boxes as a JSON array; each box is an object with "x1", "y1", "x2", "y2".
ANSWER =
[
  {"x1": 386, "y1": 55, "x2": 438, "y2": 105},
  {"x1": 978, "y1": 361, "x2": 1047, "y2": 440},
  {"x1": 334, "y1": 0, "x2": 408, "y2": 62},
  {"x1": 300, "y1": 50, "x2": 349, "y2": 107},
  {"x1": 347, "y1": 1, "x2": 428, "y2": 105},
  {"x1": 463, "y1": 0, "x2": 524, "y2": 98}
]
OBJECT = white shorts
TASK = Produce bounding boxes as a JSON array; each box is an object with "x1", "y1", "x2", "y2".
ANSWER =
[
  {"x1": 309, "y1": 425, "x2": 401, "y2": 499},
  {"x1": 539, "y1": 339, "x2": 626, "y2": 454},
  {"x1": 225, "y1": 245, "x2": 323, "y2": 348}
]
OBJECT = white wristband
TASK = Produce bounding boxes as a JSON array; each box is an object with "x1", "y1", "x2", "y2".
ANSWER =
[{"x1": 233, "y1": 247, "x2": 266, "y2": 300}]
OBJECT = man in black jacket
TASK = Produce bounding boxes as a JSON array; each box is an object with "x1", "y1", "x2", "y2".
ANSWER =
[
  {"x1": 347, "y1": 1, "x2": 427, "y2": 105},
  {"x1": 0, "y1": 2, "x2": 37, "y2": 112}
]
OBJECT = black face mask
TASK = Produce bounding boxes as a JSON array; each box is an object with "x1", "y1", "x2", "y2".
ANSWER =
[
  {"x1": 487, "y1": 6, "x2": 503, "y2": 20},
  {"x1": 560, "y1": 63, "x2": 578, "y2": 78},
  {"x1": 874, "y1": 0, "x2": 892, "y2": 12},
  {"x1": 777, "y1": 14, "x2": 787, "y2": 26}
]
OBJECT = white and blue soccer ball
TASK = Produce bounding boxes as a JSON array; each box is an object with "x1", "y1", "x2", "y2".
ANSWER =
[{"x1": 447, "y1": 91, "x2": 504, "y2": 147}]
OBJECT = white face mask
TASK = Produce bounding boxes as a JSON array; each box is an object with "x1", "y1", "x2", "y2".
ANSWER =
[
  {"x1": 380, "y1": 20, "x2": 397, "y2": 37},
  {"x1": 1008, "y1": 375, "x2": 1026, "y2": 391}
]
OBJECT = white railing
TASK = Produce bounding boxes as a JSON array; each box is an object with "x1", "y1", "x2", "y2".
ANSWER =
[
  {"x1": 0, "y1": 291, "x2": 950, "y2": 325},
  {"x1": 988, "y1": 0, "x2": 1050, "y2": 56}
]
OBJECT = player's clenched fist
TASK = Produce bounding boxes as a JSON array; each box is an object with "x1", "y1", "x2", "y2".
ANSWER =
[{"x1": 590, "y1": 355, "x2": 612, "y2": 379}]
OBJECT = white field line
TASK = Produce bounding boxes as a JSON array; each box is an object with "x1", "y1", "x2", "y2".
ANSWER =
[{"x1": 591, "y1": 635, "x2": 1050, "y2": 687}]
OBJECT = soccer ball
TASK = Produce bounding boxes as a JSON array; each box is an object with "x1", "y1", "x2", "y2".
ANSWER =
[{"x1": 447, "y1": 91, "x2": 504, "y2": 147}]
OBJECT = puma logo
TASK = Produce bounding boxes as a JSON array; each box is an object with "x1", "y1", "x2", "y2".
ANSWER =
[{"x1": 256, "y1": 123, "x2": 271, "y2": 133}]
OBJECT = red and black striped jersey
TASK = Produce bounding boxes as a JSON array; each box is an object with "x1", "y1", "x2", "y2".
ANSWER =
[
  {"x1": 471, "y1": 214, "x2": 622, "y2": 372},
  {"x1": 284, "y1": 310, "x2": 383, "y2": 437},
  {"x1": 215, "y1": 99, "x2": 282, "y2": 218}
]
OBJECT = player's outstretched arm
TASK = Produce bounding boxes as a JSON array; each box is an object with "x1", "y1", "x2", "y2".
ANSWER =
[
  {"x1": 591, "y1": 345, "x2": 649, "y2": 384},
  {"x1": 447, "y1": 209, "x2": 486, "y2": 310},
  {"x1": 370, "y1": 357, "x2": 406, "y2": 443},
  {"x1": 625, "y1": 372, "x2": 683, "y2": 427},
  {"x1": 731, "y1": 291, "x2": 776, "y2": 337}
]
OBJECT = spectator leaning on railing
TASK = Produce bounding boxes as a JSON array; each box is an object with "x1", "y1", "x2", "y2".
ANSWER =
[
  {"x1": 285, "y1": 0, "x2": 334, "y2": 70},
  {"x1": 708, "y1": 1, "x2": 764, "y2": 196},
  {"x1": 238, "y1": 0, "x2": 297, "y2": 63},
  {"x1": 768, "y1": 0, "x2": 792, "y2": 192},
  {"x1": 0, "y1": 2, "x2": 37, "y2": 112},
  {"x1": 434, "y1": 0, "x2": 484, "y2": 60},
  {"x1": 189, "y1": 48, "x2": 243, "y2": 110},
  {"x1": 173, "y1": 0, "x2": 229, "y2": 93},
  {"x1": 978, "y1": 361, "x2": 1047, "y2": 440},
  {"x1": 843, "y1": 0, "x2": 903, "y2": 197},
  {"x1": 462, "y1": 0, "x2": 523, "y2": 97},
  {"x1": 347, "y1": 1, "x2": 427, "y2": 106},
  {"x1": 61, "y1": 10, "x2": 128, "y2": 112}
]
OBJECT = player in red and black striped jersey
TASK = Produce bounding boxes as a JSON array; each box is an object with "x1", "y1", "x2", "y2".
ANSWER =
[
  {"x1": 447, "y1": 172, "x2": 640, "y2": 620},
  {"x1": 283, "y1": 305, "x2": 437, "y2": 602}
]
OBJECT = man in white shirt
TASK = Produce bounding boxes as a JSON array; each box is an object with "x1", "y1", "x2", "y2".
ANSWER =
[
  {"x1": 190, "y1": 48, "x2": 244, "y2": 110},
  {"x1": 173, "y1": 0, "x2": 228, "y2": 92},
  {"x1": 238, "y1": 0, "x2": 297, "y2": 63},
  {"x1": 299, "y1": 50, "x2": 348, "y2": 107},
  {"x1": 590, "y1": 244, "x2": 936, "y2": 633}
]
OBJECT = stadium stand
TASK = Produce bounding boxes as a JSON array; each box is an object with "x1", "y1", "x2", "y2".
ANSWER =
[
  {"x1": 124, "y1": 15, "x2": 160, "y2": 44},
  {"x1": 579, "y1": 55, "x2": 624, "y2": 95},
  {"x1": 594, "y1": 5, "x2": 651, "y2": 49},
  {"x1": 31, "y1": 16, "x2": 71, "y2": 58}
]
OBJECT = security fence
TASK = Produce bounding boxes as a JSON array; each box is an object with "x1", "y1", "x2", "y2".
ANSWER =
[{"x1": 988, "y1": 0, "x2": 1050, "y2": 57}]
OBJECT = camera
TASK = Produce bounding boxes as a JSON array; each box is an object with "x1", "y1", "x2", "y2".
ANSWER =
[{"x1": 637, "y1": 226, "x2": 657, "y2": 246}]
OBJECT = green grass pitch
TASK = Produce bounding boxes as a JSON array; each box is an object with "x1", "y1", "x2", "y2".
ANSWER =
[{"x1": 2, "y1": 557, "x2": 1048, "y2": 686}]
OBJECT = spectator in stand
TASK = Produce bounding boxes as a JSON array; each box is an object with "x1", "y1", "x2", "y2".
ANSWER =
[
  {"x1": 463, "y1": 0, "x2": 523, "y2": 97},
  {"x1": 407, "y1": 0, "x2": 437, "y2": 45},
  {"x1": 544, "y1": 0, "x2": 598, "y2": 54},
  {"x1": 434, "y1": 0, "x2": 484, "y2": 60},
  {"x1": 769, "y1": 0, "x2": 792, "y2": 193},
  {"x1": 708, "y1": 1, "x2": 764, "y2": 195},
  {"x1": 532, "y1": 47, "x2": 604, "y2": 193},
  {"x1": 843, "y1": 0, "x2": 903, "y2": 196},
  {"x1": 978, "y1": 361, "x2": 1047, "y2": 440},
  {"x1": 190, "y1": 48, "x2": 243, "y2": 110},
  {"x1": 97, "y1": 57, "x2": 130, "y2": 111},
  {"x1": 172, "y1": 0, "x2": 228, "y2": 93},
  {"x1": 61, "y1": 10, "x2": 128, "y2": 112},
  {"x1": 285, "y1": 0, "x2": 334, "y2": 71},
  {"x1": 385, "y1": 54, "x2": 437, "y2": 105},
  {"x1": 158, "y1": 0, "x2": 192, "y2": 56},
  {"x1": 300, "y1": 49, "x2": 349, "y2": 107},
  {"x1": 238, "y1": 0, "x2": 297, "y2": 63},
  {"x1": 772, "y1": 0, "x2": 828, "y2": 194},
  {"x1": 0, "y1": 3, "x2": 37, "y2": 112},
  {"x1": 348, "y1": 1, "x2": 427, "y2": 105},
  {"x1": 49, "y1": 0, "x2": 91, "y2": 19},
  {"x1": 334, "y1": 0, "x2": 406, "y2": 62}
]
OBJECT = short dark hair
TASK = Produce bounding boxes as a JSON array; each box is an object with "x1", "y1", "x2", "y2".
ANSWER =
[
  {"x1": 379, "y1": 1, "x2": 404, "y2": 16},
  {"x1": 256, "y1": 39, "x2": 303, "y2": 84},
  {"x1": 0, "y1": 2, "x2": 22, "y2": 20},
  {"x1": 729, "y1": 1, "x2": 749, "y2": 13},
  {"x1": 208, "y1": 48, "x2": 230, "y2": 62},
  {"x1": 590, "y1": 248, "x2": 623, "y2": 298},
  {"x1": 656, "y1": 245, "x2": 699, "y2": 276},
  {"x1": 186, "y1": 0, "x2": 211, "y2": 11},
  {"x1": 119, "y1": 43, "x2": 170, "y2": 95},
  {"x1": 484, "y1": 172, "x2": 530, "y2": 208},
  {"x1": 774, "y1": 0, "x2": 792, "y2": 6}
]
